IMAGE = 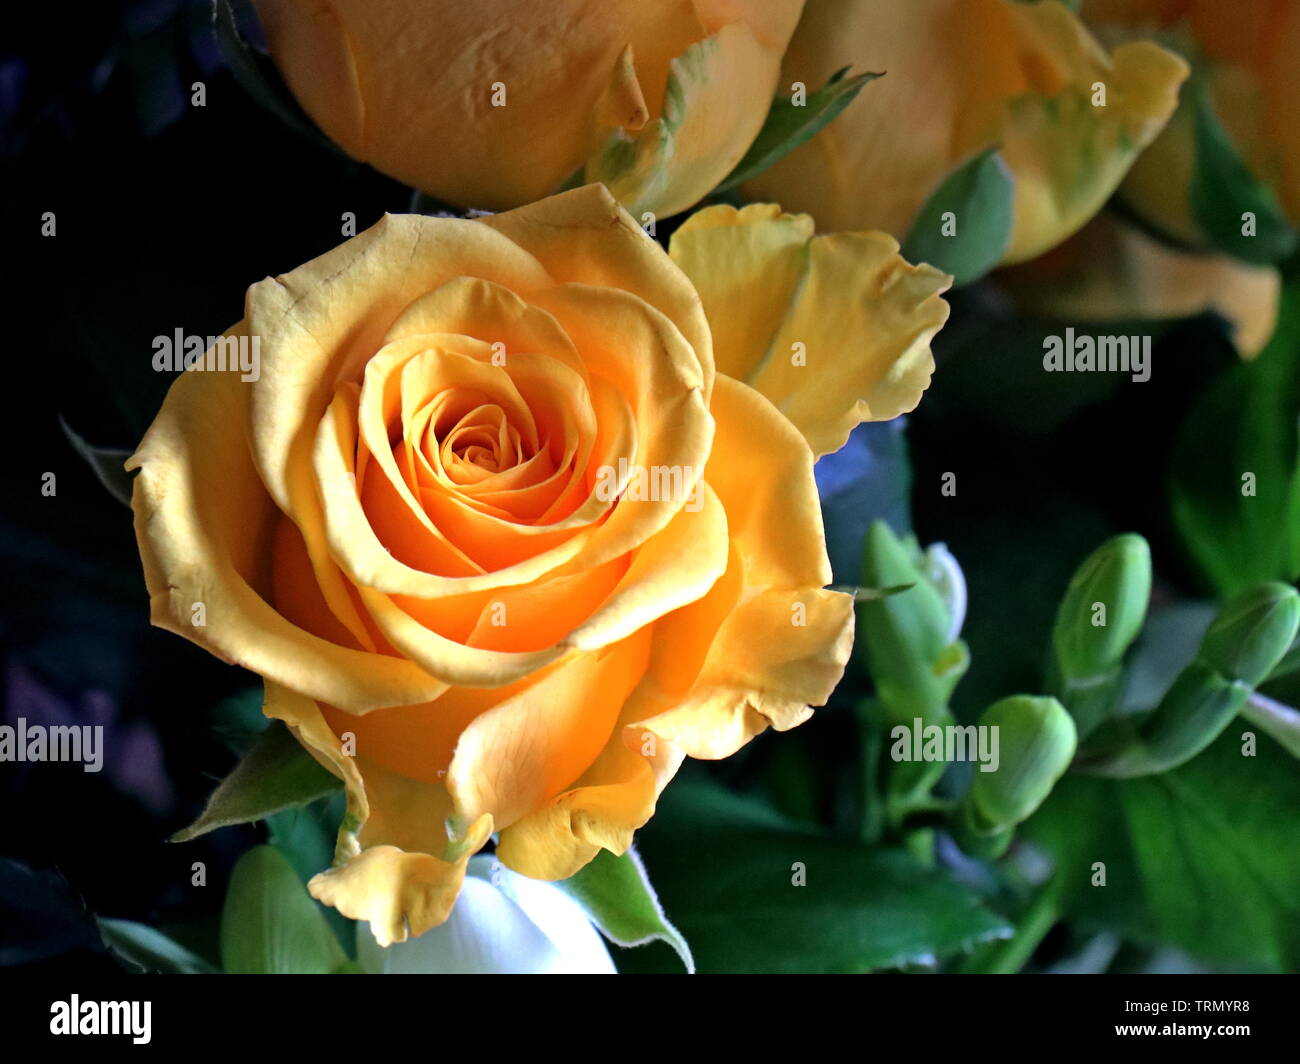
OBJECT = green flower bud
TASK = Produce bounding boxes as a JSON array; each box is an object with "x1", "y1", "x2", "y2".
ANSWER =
[
  {"x1": 1051, "y1": 534, "x2": 1152, "y2": 683},
  {"x1": 1140, "y1": 662, "x2": 1251, "y2": 770},
  {"x1": 1268, "y1": 635, "x2": 1300, "y2": 682},
  {"x1": 860, "y1": 522, "x2": 948, "y2": 663},
  {"x1": 967, "y1": 696, "x2": 1077, "y2": 830},
  {"x1": 858, "y1": 521, "x2": 965, "y2": 717},
  {"x1": 1089, "y1": 662, "x2": 1251, "y2": 778},
  {"x1": 1198, "y1": 582, "x2": 1300, "y2": 687}
]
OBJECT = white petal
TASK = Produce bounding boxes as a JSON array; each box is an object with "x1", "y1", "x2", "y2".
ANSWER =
[
  {"x1": 472, "y1": 857, "x2": 617, "y2": 975},
  {"x1": 355, "y1": 874, "x2": 564, "y2": 974}
]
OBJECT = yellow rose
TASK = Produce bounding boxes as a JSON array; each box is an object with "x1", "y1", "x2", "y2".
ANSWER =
[
  {"x1": 128, "y1": 185, "x2": 949, "y2": 944},
  {"x1": 1082, "y1": 0, "x2": 1300, "y2": 240},
  {"x1": 250, "y1": 0, "x2": 804, "y2": 217},
  {"x1": 744, "y1": 0, "x2": 1188, "y2": 265}
]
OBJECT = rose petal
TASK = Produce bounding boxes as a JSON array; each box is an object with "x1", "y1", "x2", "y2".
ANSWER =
[
  {"x1": 671, "y1": 204, "x2": 952, "y2": 456},
  {"x1": 127, "y1": 341, "x2": 448, "y2": 712},
  {"x1": 744, "y1": 0, "x2": 1188, "y2": 265}
]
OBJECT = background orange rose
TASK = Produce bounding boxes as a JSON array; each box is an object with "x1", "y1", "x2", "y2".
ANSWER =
[{"x1": 252, "y1": 0, "x2": 805, "y2": 217}]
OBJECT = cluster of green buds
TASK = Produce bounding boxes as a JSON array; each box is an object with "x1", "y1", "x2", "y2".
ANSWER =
[
  {"x1": 856, "y1": 521, "x2": 969, "y2": 826},
  {"x1": 1083, "y1": 582, "x2": 1300, "y2": 777},
  {"x1": 856, "y1": 522, "x2": 1298, "y2": 858}
]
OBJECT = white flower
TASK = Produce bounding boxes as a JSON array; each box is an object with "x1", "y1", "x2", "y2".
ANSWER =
[{"x1": 356, "y1": 856, "x2": 616, "y2": 974}]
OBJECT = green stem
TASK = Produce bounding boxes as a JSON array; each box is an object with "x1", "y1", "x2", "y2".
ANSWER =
[
  {"x1": 961, "y1": 876, "x2": 1064, "y2": 974},
  {"x1": 858, "y1": 702, "x2": 885, "y2": 845}
]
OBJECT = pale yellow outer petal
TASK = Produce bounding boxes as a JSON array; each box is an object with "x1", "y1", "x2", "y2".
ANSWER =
[
  {"x1": 744, "y1": 0, "x2": 1188, "y2": 266},
  {"x1": 999, "y1": 210, "x2": 1281, "y2": 358},
  {"x1": 670, "y1": 203, "x2": 952, "y2": 457},
  {"x1": 262, "y1": 682, "x2": 492, "y2": 946},
  {"x1": 997, "y1": 34, "x2": 1189, "y2": 262},
  {"x1": 667, "y1": 203, "x2": 815, "y2": 381}
]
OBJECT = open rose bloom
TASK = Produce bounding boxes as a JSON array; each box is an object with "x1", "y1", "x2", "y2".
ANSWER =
[{"x1": 128, "y1": 185, "x2": 949, "y2": 945}]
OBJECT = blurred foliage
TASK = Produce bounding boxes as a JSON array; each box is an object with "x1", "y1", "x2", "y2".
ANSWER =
[{"x1": 1170, "y1": 283, "x2": 1300, "y2": 597}]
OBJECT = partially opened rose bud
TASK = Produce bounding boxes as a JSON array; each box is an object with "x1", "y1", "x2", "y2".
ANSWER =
[
  {"x1": 1198, "y1": 582, "x2": 1300, "y2": 687},
  {"x1": 356, "y1": 857, "x2": 615, "y2": 974},
  {"x1": 744, "y1": 0, "x2": 1188, "y2": 266},
  {"x1": 251, "y1": 0, "x2": 804, "y2": 216},
  {"x1": 966, "y1": 696, "x2": 1076, "y2": 832}
]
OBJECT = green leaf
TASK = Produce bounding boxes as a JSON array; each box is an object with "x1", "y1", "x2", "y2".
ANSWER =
[
  {"x1": 266, "y1": 792, "x2": 356, "y2": 953},
  {"x1": 625, "y1": 779, "x2": 1010, "y2": 973},
  {"x1": 171, "y1": 721, "x2": 340, "y2": 843},
  {"x1": 212, "y1": 0, "x2": 341, "y2": 155},
  {"x1": 901, "y1": 149, "x2": 1014, "y2": 286},
  {"x1": 556, "y1": 848, "x2": 693, "y2": 973},
  {"x1": 1024, "y1": 729, "x2": 1300, "y2": 971},
  {"x1": 220, "y1": 845, "x2": 348, "y2": 974},
  {"x1": 712, "y1": 68, "x2": 879, "y2": 194},
  {"x1": 840, "y1": 582, "x2": 916, "y2": 602},
  {"x1": 1190, "y1": 78, "x2": 1298, "y2": 265},
  {"x1": 96, "y1": 917, "x2": 219, "y2": 974},
  {"x1": 59, "y1": 417, "x2": 133, "y2": 508},
  {"x1": 266, "y1": 795, "x2": 342, "y2": 888},
  {"x1": 1170, "y1": 282, "x2": 1300, "y2": 596}
]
